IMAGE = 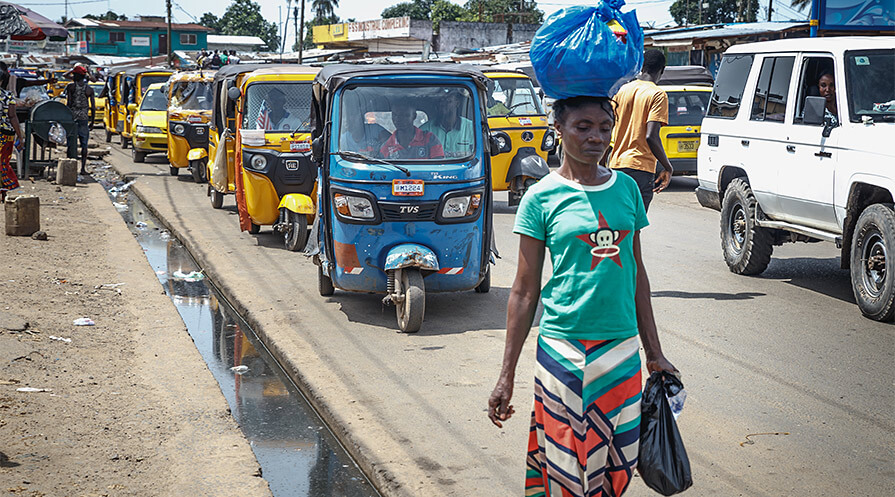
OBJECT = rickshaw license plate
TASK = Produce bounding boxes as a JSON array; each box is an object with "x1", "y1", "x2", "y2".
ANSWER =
[
  {"x1": 393, "y1": 179, "x2": 424, "y2": 196},
  {"x1": 677, "y1": 140, "x2": 698, "y2": 152},
  {"x1": 290, "y1": 141, "x2": 311, "y2": 152}
]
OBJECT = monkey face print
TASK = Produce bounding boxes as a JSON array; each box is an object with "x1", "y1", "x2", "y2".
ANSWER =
[{"x1": 576, "y1": 211, "x2": 630, "y2": 270}]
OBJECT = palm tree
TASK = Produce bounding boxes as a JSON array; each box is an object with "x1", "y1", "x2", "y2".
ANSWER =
[
  {"x1": 790, "y1": 0, "x2": 811, "y2": 10},
  {"x1": 312, "y1": 0, "x2": 339, "y2": 21}
]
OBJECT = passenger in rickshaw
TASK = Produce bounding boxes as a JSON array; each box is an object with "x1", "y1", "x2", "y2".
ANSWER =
[
  {"x1": 262, "y1": 88, "x2": 304, "y2": 131},
  {"x1": 379, "y1": 101, "x2": 445, "y2": 159},
  {"x1": 341, "y1": 109, "x2": 389, "y2": 155},
  {"x1": 420, "y1": 89, "x2": 474, "y2": 158}
]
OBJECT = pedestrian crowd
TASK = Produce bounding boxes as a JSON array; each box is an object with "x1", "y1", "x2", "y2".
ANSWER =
[{"x1": 196, "y1": 50, "x2": 241, "y2": 69}]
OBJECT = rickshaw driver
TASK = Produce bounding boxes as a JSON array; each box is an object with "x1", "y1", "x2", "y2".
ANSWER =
[
  {"x1": 379, "y1": 101, "x2": 445, "y2": 160},
  {"x1": 265, "y1": 88, "x2": 304, "y2": 131},
  {"x1": 420, "y1": 90, "x2": 473, "y2": 157}
]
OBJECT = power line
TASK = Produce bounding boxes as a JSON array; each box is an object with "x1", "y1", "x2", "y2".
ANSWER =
[{"x1": 17, "y1": 0, "x2": 105, "y2": 5}]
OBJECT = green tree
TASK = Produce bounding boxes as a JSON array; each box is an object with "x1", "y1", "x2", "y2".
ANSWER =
[
  {"x1": 199, "y1": 12, "x2": 221, "y2": 33},
  {"x1": 460, "y1": 0, "x2": 543, "y2": 23},
  {"x1": 382, "y1": 0, "x2": 465, "y2": 31},
  {"x1": 669, "y1": 0, "x2": 758, "y2": 25},
  {"x1": 312, "y1": 0, "x2": 340, "y2": 21},
  {"x1": 216, "y1": 0, "x2": 279, "y2": 51},
  {"x1": 83, "y1": 10, "x2": 127, "y2": 21}
]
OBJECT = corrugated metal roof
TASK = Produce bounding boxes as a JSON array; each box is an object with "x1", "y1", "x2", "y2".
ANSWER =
[
  {"x1": 649, "y1": 22, "x2": 808, "y2": 42},
  {"x1": 207, "y1": 35, "x2": 266, "y2": 46}
]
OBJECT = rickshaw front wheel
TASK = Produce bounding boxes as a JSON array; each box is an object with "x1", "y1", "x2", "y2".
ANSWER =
[
  {"x1": 396, "y1": 268, "x2": 425, "y2": 333},
  {"x1": 249, "y1": 223, "x2": 261, "y2": 234},
  {"x1": 120, "y1": 136, "x2": 129, "y2": 149},
  {"x1": 283, "y1": 210, "x2": 308, "y2": 252},
  {"x1": 210, "y1": 189, "x2": 224, "y2": 209},
  {"x1": 105, "y1": 130, "x2": 111, "y2": 143},
  {"x1": 475, "y1": 266, "x2": 491, "y2": 293},
  {"x1": 190, "y1": 159, "x2": 207, "y2": 183},
  {"x1": 169, "y1": 166, "x2": 179, "y2": 176},
  {"x1": 318, "y1": 264, "x2": 334, "y2": 296}
]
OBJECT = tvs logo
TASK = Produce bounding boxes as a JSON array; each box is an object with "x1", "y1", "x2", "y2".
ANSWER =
[{"x1": 399, "y1": 205, "x2": 420, "y2": 214}]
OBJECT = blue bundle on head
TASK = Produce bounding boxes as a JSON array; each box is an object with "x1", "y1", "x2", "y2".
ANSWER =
[{"x1": 530, "y1": 1, "x2": 644, "y2": 99}]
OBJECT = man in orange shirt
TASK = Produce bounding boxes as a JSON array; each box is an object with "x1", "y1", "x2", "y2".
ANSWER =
[{"x1": 608, "y1": 49, "x2": 674, "y2": 212}]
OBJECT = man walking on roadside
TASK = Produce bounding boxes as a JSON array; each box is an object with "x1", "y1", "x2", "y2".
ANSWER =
[
  {"x1": 64, "y1": 65, "x2": 95, "y2": 175},
  {"x1": 608, "y1": 49, "x2": 674, "y2": 212}
]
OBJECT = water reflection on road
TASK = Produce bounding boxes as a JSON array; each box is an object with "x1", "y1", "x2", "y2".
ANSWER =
[{"x1": 106, "y1": 179, "x2": 378, "y2": 497}]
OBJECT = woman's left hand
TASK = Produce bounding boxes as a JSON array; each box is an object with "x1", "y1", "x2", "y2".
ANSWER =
[
  {"x1": 646, "y1": 354, "x2": 677, "y2": 375},
  {"x1": 15, "y1": 139, "x2": 24, "y2": 151}
]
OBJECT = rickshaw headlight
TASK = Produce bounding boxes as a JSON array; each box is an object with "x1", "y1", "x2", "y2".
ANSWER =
[
  {"x1": 542, "y1": 131, "x2": 555, "y2": 151},
  {"x1": 173, "y1": 123, "x2": 185, "y2": 135},
  {"x1": 334, "y1": 193, "x2": 374, "y2": 219},
  {"x1": 442, "y1": 193, "x2": 482, "y2": 219},
  {"x1": 250, "y1": 154, "x2": 268, "y2": 170}
]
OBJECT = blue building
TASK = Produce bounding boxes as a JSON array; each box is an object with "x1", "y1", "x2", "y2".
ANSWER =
[{"x1": 65, "y1": 16, "x2": 210, "y2": 56}]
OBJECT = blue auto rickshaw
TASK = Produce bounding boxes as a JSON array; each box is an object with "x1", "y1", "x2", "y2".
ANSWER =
[{"x1": 310, "y1": 64, "x2": 495, "y2": 332}]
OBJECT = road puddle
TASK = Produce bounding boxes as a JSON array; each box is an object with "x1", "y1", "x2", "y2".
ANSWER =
[{"x1": 98, "y1": 171, "x2": 379, "y2": 496}]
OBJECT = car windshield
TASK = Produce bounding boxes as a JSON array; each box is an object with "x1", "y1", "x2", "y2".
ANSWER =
[
  {"x1": 140, "y1": 89, "x2": 167, "y2": 111},
  {"x1": 666, "y1": 91, "x2": 710, "y2": 126},
  {"x1": 338, "y1": 85, "x2": 475, "y2": 162},
  {"x1": 845, "y1": 49, "x2": 894, "y2": 122},
  {"x1": 89, "y1": 83, "x2": 103, "y2": 92},
  {"x1": 169, "y1": 81, "x2": 212, "y2": 111},
  {"x1": 487, "y1": 77, "x2": 543, "y2": 117},
  {"x1": 243, "y1": 82, "x2": 312, "y2": 133}
]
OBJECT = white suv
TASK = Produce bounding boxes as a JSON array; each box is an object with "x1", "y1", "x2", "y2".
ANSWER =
[{"x1": 696, "y1": 37, "x2": 895, "y2": 321}]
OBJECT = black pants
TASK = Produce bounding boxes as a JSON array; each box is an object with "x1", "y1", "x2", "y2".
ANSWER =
[{"x1": 616, "y1": 168, "x2": 656, "y2": 213}]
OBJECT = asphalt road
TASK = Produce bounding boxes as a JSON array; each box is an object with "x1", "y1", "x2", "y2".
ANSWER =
[{"x1": 102, "y1": 141, "x2": 894, "y2": 497}]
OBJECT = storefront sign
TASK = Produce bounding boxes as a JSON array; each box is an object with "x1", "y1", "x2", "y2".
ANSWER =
[
  {"x1": 347, "y1": 16, "x2": 411, "y2": 41},
  {"x1": 7, "y1": 40, "x2": 28, "y2": 54},
  {"x1": 132, "y1": 36, "x2": 150, "y2": 47}
]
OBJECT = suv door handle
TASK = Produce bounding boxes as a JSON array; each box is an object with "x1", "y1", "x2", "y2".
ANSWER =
[
  {"x1": 741, "y1": 139, "x2": 750, "y2": 146},
  {"x1": 786, "y1": 145, "x2": 796, "y2": 152},
  {"x1": 815, "y1": 150, "x2": 832, "y2": 158}
]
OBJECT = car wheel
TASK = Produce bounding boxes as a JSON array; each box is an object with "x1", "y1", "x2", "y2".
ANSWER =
[
  {"x1": 318, "y1": 264, "x2": 335, "y2": 297},
  {"x1": 720, "y1": 178, "x2": 773, "y2": 275},
  {"x1": 850, "y1": 204, "x2": 895, "y2": 321},
  {"x1": 132, "y1": 148, "x2": 146, "y2": 163}
]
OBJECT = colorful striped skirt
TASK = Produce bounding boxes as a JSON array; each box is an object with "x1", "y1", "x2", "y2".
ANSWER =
[
  {"x1": 0, "y1": 134, "x2": 18, "y2": 193},
  {"x1": 526, "y1": 335, "x2": 642, "y2": 497}
]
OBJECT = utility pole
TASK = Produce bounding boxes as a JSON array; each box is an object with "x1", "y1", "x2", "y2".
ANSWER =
[
  {"x1": 768, "y1": 0, "x2": 774, "y2": 21},
  {"x1": 166, "y1": 0, "x2": 172, "y2": 68},
  {"x1": 296, "y1": 0, "x2": 305, "y2": 64}
]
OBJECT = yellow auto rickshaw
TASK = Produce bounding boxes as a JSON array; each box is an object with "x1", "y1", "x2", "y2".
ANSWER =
[
  {"x1": 102, "y1": 69, "x2": 126, "y2": 143},
  {"x1": 227, "y1": 66, "x2": 318, "y2": 251},
  {"x1": 47, "y1": 69, "x2": 70, "y2": 98},
  {"x1": 166, "y1": 71, "x2": 215, "y2": 181},
  {"x1": 206, "y1": 64, "x2": 268, "y2": 209},
  {"x1": 483, "y1": 71, "x2": 554, "y2": 206},
  {"x1": 112, "y1": 67, "x2": 172, "y2": 149}
]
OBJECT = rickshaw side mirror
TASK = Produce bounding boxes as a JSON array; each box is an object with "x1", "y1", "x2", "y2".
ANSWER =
[
  {"x1": 490, "y1": 132, "x2": 511, "y2": 156},
  {"x1": 311, "y1": 136, "x2": 324, "y2": 164},
  {"x1": 490, "y1": 136, "x2": 502, "y2": 156},
  {"x1": 127, "y1": 103, "x2": 137, "y2": 112},
  {"x1": 227, "y1": 86, "x2": 241, "y2": 102}
]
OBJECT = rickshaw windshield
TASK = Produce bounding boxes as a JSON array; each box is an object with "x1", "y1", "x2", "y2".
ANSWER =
[
  {"x1": 243, "y1": 82, "x2": 312, "y2": 133},
  {"x1": 140, "y1": 89, "x2": 167, "y2": 111},
  {"x1": 487, "y1": 77, "x2": 543, "y2": 117},
  {"x1": 338, "y1": 85, "x2": 475, "y2": 161},
  {"x1": 139, "y1": 75, "x2": 170, "y2": 96},
  {"x1": 170, "y1": 81, "x2": 213, "y2": 111}
]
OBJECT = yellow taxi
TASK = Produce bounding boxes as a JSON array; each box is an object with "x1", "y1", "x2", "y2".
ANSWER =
[
  {"x1": 658, "y1": 85, "x2": 712, "y2": 175},
  {"x1": 89, "y1": 81, "x2": 105, "y2": 125},
  {"x1": 131, "y1": 82, "x2": 168, "y2": 163}
]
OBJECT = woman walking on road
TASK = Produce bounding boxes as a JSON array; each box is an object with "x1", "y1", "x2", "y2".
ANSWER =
[
  {"x1": 488, "y1": 96, "x2": 677, "y2": 497},
  {"x1": 0, "y1": 69, "x2": 24, "y2": 203}
]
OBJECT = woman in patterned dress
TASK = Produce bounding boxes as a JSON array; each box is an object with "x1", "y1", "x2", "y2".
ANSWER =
[
  {"x1": 0, "y1": 69, "x2": 25, "y2": 203},
  {"x1": 488, "y1": 96, "x2": 678, "y2": 497}
]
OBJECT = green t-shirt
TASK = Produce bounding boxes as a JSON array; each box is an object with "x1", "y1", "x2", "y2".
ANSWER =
[
  {"x1": 513, "y1": 171, "x2": 649, "y2": 340},
  {"x1": 420, "y1": 117, "x2": 474, "y2": 158}
]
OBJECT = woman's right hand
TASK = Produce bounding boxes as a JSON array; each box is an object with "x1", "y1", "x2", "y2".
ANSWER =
[
  {"x1": 488, "y1": 376, "x2": 515, "y2": 428},
  {"x1": 15, "y1": 138, "x2": 23, "y2": 151}
]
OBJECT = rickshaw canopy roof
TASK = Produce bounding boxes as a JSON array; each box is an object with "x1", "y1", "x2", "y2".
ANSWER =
[
  {"x1": 247, "y1": 65, "x2": 320, "y2": 78},
  {"x1": 211, "y1": 63, "x2": 270, "y2": 85},
  {"x1": 314, "y1": 64, "x2": 490, "y2": 94},
  {"x1": 123, "y1": 67, "x2": 173, "y2": 78},
  {"x1": 169, "y1": 71, "x2": 215, "y2": 84}
]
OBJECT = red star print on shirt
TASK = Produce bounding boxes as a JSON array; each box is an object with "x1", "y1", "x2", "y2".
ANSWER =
[{"x1": 575, "y1": 211, "x2": 630, "y2": 270}]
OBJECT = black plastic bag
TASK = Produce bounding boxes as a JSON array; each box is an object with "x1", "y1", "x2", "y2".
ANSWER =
[{"x1": 638, "y1": 371, "x2": 692, "y2": 495}]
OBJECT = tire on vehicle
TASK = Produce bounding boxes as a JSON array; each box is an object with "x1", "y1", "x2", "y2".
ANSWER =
[
  {"x1": 169, "y1": 166, "x2": 179, "y2": 176},
  {"x1": 105, "y1": 130, "x2": 111, "y2": 143},
  {"x1": 210, "y1": 189, "x2": 224, "y2": 209},
  {"x1": 318, "y1": 264, "x2": 334, "y2": 297},
  {"x1": 720, "y1": 178, "x2": 773, "y2": 275},
  {"x1": 475, "y1": 265, "x2": 491, "y2": 293},
  {"x1": 190, "y1": 159, "x2": 207, "y2": 183},
  {"x1": 132, "y1": 148, "x2": 146, "y2": 163},
  {"x1": 396, "y1": 268, "x2": 425, "y2": 333},
  {"x1": 283, "y1": 209, "x2": 308, "y2": 252},
  {"x1": 850, "y1": 204, "x2": 895, "y2": 322}
]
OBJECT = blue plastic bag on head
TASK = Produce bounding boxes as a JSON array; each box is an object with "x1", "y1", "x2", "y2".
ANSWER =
[{"x1": 530, "y1": 1, "x2": 643, "y2": 99}]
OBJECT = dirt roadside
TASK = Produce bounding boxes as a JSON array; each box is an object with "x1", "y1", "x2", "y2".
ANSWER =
[{"x1": 1, "y1": 169, "x2": 270, "y2": 496}]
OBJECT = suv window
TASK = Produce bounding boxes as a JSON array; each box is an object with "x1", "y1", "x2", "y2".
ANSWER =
[
  {"x1": 707, "y1": 54, "x2": 754, "y2": 119},
  {"x1": 750, "y1": 56, "x2": 795, "y2": 123},
  {"x1": 794, "y1": 56, "x2": 836, "y2": 126},
  {"x1": 845, "y1": 49, "x2": 894, "y2": 123}
]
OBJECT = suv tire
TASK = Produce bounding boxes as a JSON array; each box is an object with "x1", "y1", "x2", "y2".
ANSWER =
[
  {"x1": 720, "y1": 178, "x2": 773, "y2": 275},
  {"x1": 850, "y1": 204, "x2": 895, "y2": 322}
]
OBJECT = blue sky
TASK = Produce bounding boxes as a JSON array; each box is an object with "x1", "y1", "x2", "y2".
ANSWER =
[{"x1": 33, "y1": 0, "x2": 808, "y2": 30}]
